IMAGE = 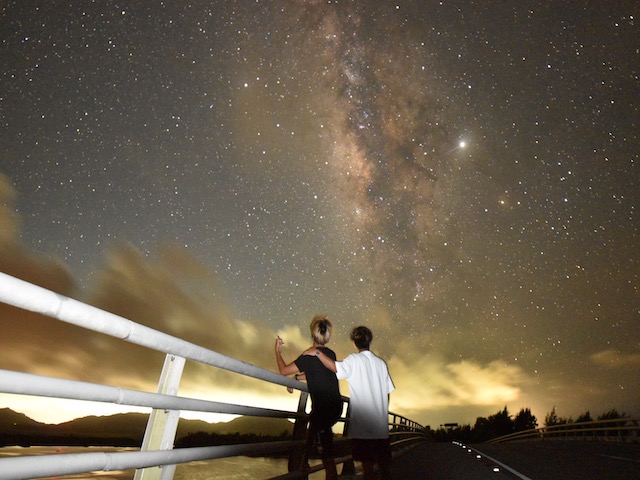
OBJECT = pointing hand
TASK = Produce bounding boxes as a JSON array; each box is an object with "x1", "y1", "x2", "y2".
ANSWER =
[{"x1": 275, "y1": 336, "x2": 284, "y2": 353}]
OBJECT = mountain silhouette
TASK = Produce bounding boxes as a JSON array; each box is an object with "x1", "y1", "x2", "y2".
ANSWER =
[
  {"x1": 0, "y1": 408, "x2": 48, "y2": 435},
  {"x1": 0, "y1": 408, "x2": 293, "y2": 446}
]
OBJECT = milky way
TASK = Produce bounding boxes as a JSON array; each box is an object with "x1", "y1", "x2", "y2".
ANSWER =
[{"x1": 1, "y1": 1, "x2": 638, "y2": 427}]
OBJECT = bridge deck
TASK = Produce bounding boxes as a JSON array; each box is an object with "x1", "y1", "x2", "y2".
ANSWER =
[
  {"x1": 386, "y1": 442, "x2": 516, "y2": 479},
  {"x1": 372, "y1": 441, "x2": 640, "y2": 480}
]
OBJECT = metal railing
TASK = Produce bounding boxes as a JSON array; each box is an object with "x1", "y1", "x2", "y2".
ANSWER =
[
  {"x1": 487, "y1": 417, "x2": 640, "y2": 444},
  {"x1": 0, "y1": 272, "x2": 428, "y2": 480}
]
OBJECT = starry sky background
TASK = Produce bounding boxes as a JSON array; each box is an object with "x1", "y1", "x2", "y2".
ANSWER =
[{"x1": 1, "y1": 1, "x2": 638, "y2": 429}]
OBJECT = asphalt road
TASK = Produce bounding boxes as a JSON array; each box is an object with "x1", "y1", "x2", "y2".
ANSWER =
[{"x1": 385, "y1": 440, "x2": 640, "y2": 480}]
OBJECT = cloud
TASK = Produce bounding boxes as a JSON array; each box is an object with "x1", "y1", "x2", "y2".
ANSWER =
[
  {"x1": 0, "y1": 174, "x2": 19, "y2": 243},
  {"x1": 388, "y1": 355, "x2": 526, "y2": 413},
  {"x1": 1, "y1": 176, "x2": 634, "y2": 427},
  {"x1": 590, "y1": 349, "x2": 640, "y2": 369},
  {"x1": 0, "y1": 174, "x2": 82, "y2": 385},
  {"x1": 0, "y1": 181, "x2": 287, "y2": 403},
  {"x1": 80, "y1": 243, "x2": 290, "y2": 394},
  {"x1": 0, "y1": 231, "x2": 302, "y2": 421},
  {"x1": 0, "y1": 199, "x2": 542, "y2": 428},
  {"x1": 0, "y1": 174, "x2": 75, "y2": 294}
]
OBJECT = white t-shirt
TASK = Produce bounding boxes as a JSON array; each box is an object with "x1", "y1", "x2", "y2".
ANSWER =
[{"x1": 335, "y1": 350, "x2": 395, "y2": 439}]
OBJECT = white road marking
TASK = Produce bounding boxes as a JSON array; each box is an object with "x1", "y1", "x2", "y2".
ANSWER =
[
  {"x1": 599, "y1": 454, "x2": 640, "y2": 464},
  {"x1": 469, "y1": 446, "x2": 534, "y2": 480}
]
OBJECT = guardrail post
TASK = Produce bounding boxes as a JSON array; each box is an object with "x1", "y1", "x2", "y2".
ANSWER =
[
  {"x1": 341, "y1": 402, "x2": 355, "y2": 476},
  {"x1": 287, "y1": 391, "x2": 310, "y2": 478},
  {"x1": 134, "y1": 354, "x2": 186, "y2": 480}
]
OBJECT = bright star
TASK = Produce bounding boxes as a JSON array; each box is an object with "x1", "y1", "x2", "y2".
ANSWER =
[{"x1": 447, "y1": 140, "x2": 468, "y2": 154}]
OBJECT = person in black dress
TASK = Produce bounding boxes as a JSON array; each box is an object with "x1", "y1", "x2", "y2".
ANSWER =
[{"x1": 275, "y1": 315, "x2": 342, "y2": 480}]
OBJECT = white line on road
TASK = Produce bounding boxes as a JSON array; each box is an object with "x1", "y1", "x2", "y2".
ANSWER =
[
  {"x1": 599, "y1": 454, "x2": 640, "y2": 464},
  {"x1": 469, "y1": 446, "x2": 534, "y2": 480}
]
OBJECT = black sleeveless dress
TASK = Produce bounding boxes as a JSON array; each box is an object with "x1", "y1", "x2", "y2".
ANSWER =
[{"x1": 294, "y1": 347, "x2": 342, "y2": 429}]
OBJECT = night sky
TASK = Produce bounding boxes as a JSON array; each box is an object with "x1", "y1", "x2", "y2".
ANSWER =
[{"x1": 1, "y1": 1, "x2": 638, "y2": 429}]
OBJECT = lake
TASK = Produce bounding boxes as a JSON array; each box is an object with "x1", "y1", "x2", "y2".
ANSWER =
[{"x1": 0, "y1": 446, "x2": 327, "y2": 479}]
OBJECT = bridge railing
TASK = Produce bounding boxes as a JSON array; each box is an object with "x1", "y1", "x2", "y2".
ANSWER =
[
  {"x1": 487, "y1": 417, "x2": 640, "y2": 444},
  {"x1": 0, "y1": 272, "x2": 427, "y2": 480}
]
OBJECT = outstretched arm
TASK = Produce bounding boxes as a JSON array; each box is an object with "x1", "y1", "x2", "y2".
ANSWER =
[
  {"x1": 275, "y1": 336, "x2": 300, "y2": 376},
  {"x1": 303, "y1": 347, "x2": 337, "y2": 373}
]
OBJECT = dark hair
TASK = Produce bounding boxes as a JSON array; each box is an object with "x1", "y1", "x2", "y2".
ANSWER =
[{"x1": 350, "y1": 326, "x2": 372, "y2": 350}]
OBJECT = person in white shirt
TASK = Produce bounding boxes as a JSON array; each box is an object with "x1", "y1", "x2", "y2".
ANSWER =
[{"x1": 305, "y1": 325, "x2": 394, "y2": 480}]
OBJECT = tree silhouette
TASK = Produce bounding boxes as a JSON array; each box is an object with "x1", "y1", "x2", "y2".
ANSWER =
[
  {"x1": 513, "y1": 408, "x2": 537, "y2": 432},
  {"x1": 575, "y1": 411, "x2": 592, "y2": 423},
  {"x1": 598, "y1": 409, "x2": 624, "y2": 420},
  {"x1": 544, "y1": 406, "x2": 568, "y2": 427},
  {"x1": 472, "y1": 406, "x2": 514, "y2": 441},
  {"x1": 432, "y1": 406, "x2": 626, "y2": 443}
]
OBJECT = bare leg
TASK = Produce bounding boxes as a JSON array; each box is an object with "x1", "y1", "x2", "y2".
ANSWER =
[
  {"x1": 379, "y1": 459, "x2": 393, "y2": 480},
  {"x1": 362, "y1": 460, "x2": 376, "y2": 479},
  {"x1": 322, "y1": 457, "x2": 338, "y2": 480}
]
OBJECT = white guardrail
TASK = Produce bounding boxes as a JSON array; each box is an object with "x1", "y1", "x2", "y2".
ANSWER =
[
  {"x1": 487, "y1": 417, "x2": 640, "y2": 444},
  {"x1": 0, "y1": 272, "x2": 428, "y2": 480}
]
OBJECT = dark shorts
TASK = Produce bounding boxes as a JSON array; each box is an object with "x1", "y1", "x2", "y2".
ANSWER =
[
  {"x1": 308, "y1": 403, "x2": 342, "y2": 459},
  {"x1": 351, "y1": 438, "x2": 392, "y2": 463},
  {"x1": 310, "y1": 401, "x2": 342, "y2": 430},
  {"x1": 308, "y1": 423, "x2": 335, "y2": 459}
]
